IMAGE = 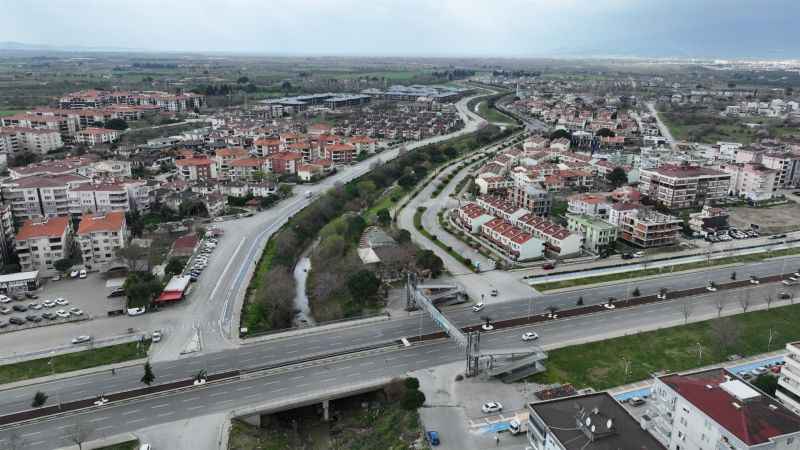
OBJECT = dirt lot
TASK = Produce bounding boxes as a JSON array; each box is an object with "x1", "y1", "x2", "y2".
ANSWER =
[{"x1": 728, "y1": 202, "x2": 800, "y2": 234}]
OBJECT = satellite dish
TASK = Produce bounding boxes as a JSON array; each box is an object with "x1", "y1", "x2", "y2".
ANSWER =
[{"x1": 585, "y1": 417, "x2": 591, "y2": 426}]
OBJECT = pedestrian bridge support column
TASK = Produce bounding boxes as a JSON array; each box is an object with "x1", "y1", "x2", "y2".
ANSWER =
[{"x1": 322, "y1": 399, "x2": 330, "y2": 421}]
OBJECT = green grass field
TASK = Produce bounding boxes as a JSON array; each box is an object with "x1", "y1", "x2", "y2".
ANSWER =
[
  {"x1": 531, "y1": 302, "x2": 800, "y2": 390},
  {"x1": 0, "y1": 110, "x2": 23, "y2": 117},
  {"x1": 0, "y1": 340, "x2": 150, "y2": 384},
  {"x1": 476, "y1": 100, "x2": 515, "y2": 124}
]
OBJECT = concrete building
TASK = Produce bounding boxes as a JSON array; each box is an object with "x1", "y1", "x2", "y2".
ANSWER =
[
  {"x1": 0, "y1": 127, "x2": 63, "y2": 154},
  {"x1": 214, "y1": 147, "x2": 250, "y2": 179},
  {"x1": 75, "y1": 127, "x2": 120, "y2": 146},
  {"x1": 526, "y1": 392, "x2": 665, "y2": 450},
  {"x1": 777, "y1": 342, "x2": 800, "y2": 416},
  {"x1": 651, "y1": 368, "x2": 800, "y2": 450},
  {"x1": 618, "y1": 209, "x2": 682, "y2": 248},
  {"x1": 176, "y1": 157, "x2": 216, "y2": 181},
  {"x1": 567, "y1": 214, "x2": 618, "y2": 254},
  {"x1": 567, "y1": 193, "x2": 611, "y2": 218},
  {"x1": 15, "y1": 216, "x2": 72, "y2": 276},
  {"x1": 0, "y1": 203, "x2": 16, "y2": 266},
  {"x1": 639, "y1": 164, "x2": 731, "y2": 209},
  {"x1": 514, "y1": 213, "x2": 582, "y2": 257},
  {"x1": 688, "y1": 205, "x2": 729, "y2": 233},
  {"x1": 508, "y1": 184, "x2": 552, "y2": 217},
  {"x1": 721, "y1": 163, "x2": 778, "y2": 202},
  {"x1": 1, "y1": 174, "x2": 91, "y2": 221},
  {"x1": 76, "y1": 211, "x2": 126, "y2": 271},
  {"x1": 68, "y1": 182, "x2": 131, "y2": 215}
]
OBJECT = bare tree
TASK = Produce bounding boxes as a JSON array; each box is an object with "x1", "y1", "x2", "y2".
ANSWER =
[
  {"x1": 765, "y1": 295, "x2": 774, "y2": 311},
  {"x1": 679, "y1": 300, "x2": 693, "y2": 324},
  {"x1": 711, "y1": 317, "x2": 741, "y2": 356},
  {"x1": 68, "y1": 421, "x2": 92, "y2": 450},
  {"x1": 714, "y1": 296, "x2": 725, "y2": 318},
  {"x1": 739, "y1": 293, "x2": 751, "y2": 313}
]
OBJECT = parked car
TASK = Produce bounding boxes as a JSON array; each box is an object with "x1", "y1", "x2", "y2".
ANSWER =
[
  {"x1": 9, "y1": 317, "x2": 25, "y2": 325},
  {"x1": 55, "y1": 298, "x2": 69, "y2": 306},
  {"x1": 69, "y1": 308, "x2": 84, "y2": 316},
  {"x1": 629, "y1": 397, "x2": 646, "y2": 407},
  {"x1": 79, "y1": 269, "x2": 87, "y2": 279},
  {"x1": 51, "y1": 275, "x2": 61, "y2": 281},
  {"x1": 481, "y1": 402, "x2": 503, "y2": 413},
  {"x1": 25, "y1": 315, "x2": 42, "y2": 323},
  {"x1": 70, "y1": 270, "x2": 80, "y2": 278},
  {"x1": 542, "y1": 263, "x2": 555, "y2": 270},
  {"x1": 151, "y1": 330, "x2": 162, "y2": 343},
  {"x1": 12, "y1": 304, "x2": 27, "y2": 312},
  {"x1": 0, "y1": 295, "x2": 10, "y2": 304},
  {"x1": 71, "y1": 335, "x2": 92, "y2": 344},
  {"x1": 127, "y1": 307, "x2": 146, "y2": 316},
  {"x1": 0, "y1": 307, "x2": 11, "y2": 315},
  {"x1": 621, "y1": 253, "x2": 634, "y2": 260},
  {"x1": 29, "y1": 302, "x2": 42, "y2": 310},
  {"x1": 490, "y1": 289, "x2": 498, "y2": 297},
  {"x1": 108, "y1": 288, "x2": 126, "y2": 298},
  {"x1": 55, "y1": 309, "x2": 70, "y2": 319},
  {"x1": 0, "y1": 320, "x2": 7, "y2": 328},
  {"x1": 43, "y1": 300, "x2": 56, "y2": 308},
  {"x1": 41, "y1": 312, "x2": 56, "y2": 320},
  {"x1": 425, "y1": 431, "x2": 440, "y2": 446},
  {"x1": 24, "y1": 292, "x2": 38, "y2": 299},
  {"x1": 472, "y1": 302, "x2": 485, "y2": 312}
]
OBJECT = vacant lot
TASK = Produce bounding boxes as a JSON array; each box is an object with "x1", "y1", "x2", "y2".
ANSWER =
[{"x1": 728, "y1": 202, "x2": 800, "y2": 234}]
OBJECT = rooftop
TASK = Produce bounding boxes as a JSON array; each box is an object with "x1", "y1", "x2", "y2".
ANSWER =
[{"x1": 16, "y1": 216, "x2": 71, "y2": 240}]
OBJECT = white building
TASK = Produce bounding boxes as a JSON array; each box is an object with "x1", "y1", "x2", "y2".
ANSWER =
[
  {"x1": 68, "y1": 182, "x2": 131, "y2": 215},
  {"x1": 15, "y1": 216, "x2": 72, "y2": 276},
  {"x1": 651, "y1": 368, "x2": 800, "y2": 450},
  {"x1": 777, "y1": 341, "x2": 800, "y2": 416},
  {"x1": 76, "y1": 211, "x2": 127, "y2": 271},
  {"x1": 75, "y1": 127, "x2": 120, "y2": 147},
  {"x1": 1, "y1": 174, "x2": 91, "y2": 221}
]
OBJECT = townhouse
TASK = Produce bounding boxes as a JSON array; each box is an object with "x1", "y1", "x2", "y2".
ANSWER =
[
  {"x1": 76, "y1": 211, "x2": 126, "y2": 271},
  {"x1": 455, "y1": 203, "x2": 495, "y2": 233},
  {"x1": 514, "y1": 213, "x2": 582, "y2": 257},
  {"x1": 15, "y1": 216, "x2": 72, "y2": 276},
  {"x1": 479, "y1": 218, "x2": 544, "y2": 261}
]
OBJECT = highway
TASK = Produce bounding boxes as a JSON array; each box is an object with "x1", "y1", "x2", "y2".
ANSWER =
[{"x1": 0, "y1": 279, "x2": 791, "y2": 449}]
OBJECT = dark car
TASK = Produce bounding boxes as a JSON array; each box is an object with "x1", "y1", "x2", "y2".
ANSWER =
[
  {"x1": 107, "y1": 288, "x2": 126, "y2": 298},
  {"x1": 25, "y1": 315, "x2": 42, "y2": 323},
  {"x1": 41, "y1": 312, "x2": 57, "y2": 320},
  {"x1": 542, "y1": 263, "x2": 555, "y2": 270},
  {"x1": 9, "y1": 317, "x2": 25, "y2": 325},
  {"x1": 621, "y1": 253, "x2": 634, "y2": 259},
  {"x1": 24, "y1": 292, "x2": 39, "y2": 299},
  {"x1": 12, "y1": 304, "x2": 27, "y2": 312},
  {"x1": 426, "y1": 431, "x2": 440, "y2": 446}
]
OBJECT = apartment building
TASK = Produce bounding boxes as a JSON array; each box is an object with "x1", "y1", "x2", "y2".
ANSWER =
[
  {"x1": 720, "y1": 162, "x2": 778, "y2": 201},
  {"x1": 76, "y1": 211, "x2": 126, "y2": 271},
  {"x1": 0, "y1": 203, "x2": 16, "y2": 266},
  {"x1": 15, "y1": 216, "x2": 72, "y2": 276},
  {"x1": 214, "y1": 147, "x2": 250, "y2": 179},
  {"x1": 650, "y1": 368, "x2": 800, "y2": 450},
  {"x1": 68, "y1": 182, "x2": 131, "y2": 215},
  {"x1": 0, "y1": 127, "x2": 63, "y2": 154},
  {"x1": 762, "y1": 152, "x2": 800, "y2": 188},
  {"x1": 75, "y1": 127, "x2": 120, "y2": 147},
  {"x1": 508, "y1": 184, "x2": 552, "y2": 216},
  {"x1": 526, "y1": 392, "x2": 665, "y2": 450},
  {"x1": 176, "y1": 157, "x2": 217, "y2": 181},
  {"x1": 0, "y1": 113, "x2": 79, "y2": 137},
  {"x1": 618, "y1": 209, "x2": 682, "y2": 248},
  {"x1": 777, "y1": 342, "x2": 800, "y2": 416},
  {"x1": 228, "y1": 158, "x2": 269, "y2": 181},
  {"x1": 639, "y1": 164, "x2": 731, "y2": 209},
  {"x1": 1, "y1": 174, "x2": 91, "y2": 221},
  {"x1": 475, "y1": 176, "x2": 514, "y2": 194},
  {"x1": 268, "y1": 151, "x2": 303, "y2": 174},
  {"x1": 567, "y1": 193, "x2": 611, "y2": 218},
  {"x1": 325, "y1": 143, "x2": 357, "y2": 165},
  {"x1": 567, "y1": 214, "x2": 618, "y2": 254}
]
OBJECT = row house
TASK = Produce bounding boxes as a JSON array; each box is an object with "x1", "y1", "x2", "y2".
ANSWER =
[
  {"x1": 1, "y1": 174, "x2": 91, "y2": 221},
  {"x1": 455, "y1": 203, "x2": 495, "y2": 233},
  {"x1": 76, "y1": 211, "x2": 126, "y2": 271},
  {"x1": 0, "y1": 127, "x2": 63, "y2": 155},
  {"x1": 639, "y1": 164, "x2": 731, "y2": 209},
  {"x1": 476, "y1": 196, "x2": 529, "y2": 222},
  {"x1": 15, "y1": 216, "x2": 72, "y2": 276},
  {"x1": 75, "y1": 127, "x2": 120, "y2": 147},
  {"x1": 514, "y1": 213, "x2": 582, "y2": 257},
  {"x1": 68, "y1": 182, "x2": 131, "y2": 216},
  {"x1": 479, "y1": 218, "x2": 544, "y2": 260}
]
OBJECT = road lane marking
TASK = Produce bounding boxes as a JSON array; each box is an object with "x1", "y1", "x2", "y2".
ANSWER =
[
  {"x1": 128, "y1": 418, "x2": 147, "y2": 424},
  {"x1": 157, "y1": 412, "x2": 175, "y2": 418},
  {"x1": 121, "y1": 409, "x2": 141, "y2": 416},
  {"x1": 21, "y1": 431, "x2": 41, "y2": 437},
  {"x1": 235, "y1": 385, "x2": 255, "y2": 392},
  {"x1": 187, "y1": 405, "x2": 206, "y2": 411},
  {"x1": 210, "y1": 390, "x2": 229, "y2": 397},
  {"x1": 89, "y1": 416, "x2": 109, "y2": 423},
  {"x1": 151, "y1": 403, "x2": 170, "y2": 409},
  {"x1": 96, "y1": 425, "x2": 114, "y2": 432}
]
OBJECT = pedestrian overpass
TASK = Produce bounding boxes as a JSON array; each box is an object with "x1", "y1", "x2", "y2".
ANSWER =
[{"x1": 405, "y1": 273, "x2": 546, "y2": 381}]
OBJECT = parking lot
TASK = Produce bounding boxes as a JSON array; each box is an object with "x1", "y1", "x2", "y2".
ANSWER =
[{"x1": 729, "y1": 202, "x2": 800, "y2": 234}]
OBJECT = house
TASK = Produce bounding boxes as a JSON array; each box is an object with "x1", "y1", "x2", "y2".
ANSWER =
[
  {"x1": 651, "y1": 368, "x2": 800, "y2": 450},
  {"x1": 15, "y1": 216, "x2": 72, "y2": 276},
  {"x1": 76, "y1": 211, "x2": 126, "y2": 271},
  {"x1": 567, "y1": 193, "x2": 611, "y2": 218},
  {"x1": 526, "y1": 392, "x2": 665, "y2": 450},
  {"x1": 455, "y1": 203, "x2": 495, "y2": 233},
  {"x1": 567, "y1": 214, "x2": 618, "y2": 254}
]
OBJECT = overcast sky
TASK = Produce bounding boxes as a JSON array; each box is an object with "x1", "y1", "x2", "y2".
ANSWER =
[{"x1": 3, "y1": 0, "x2": 798, "y2": 58}]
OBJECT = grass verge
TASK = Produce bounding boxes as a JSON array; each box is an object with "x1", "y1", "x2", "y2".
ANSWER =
[
  {"x1": 532, "y1": 247, "x2": 800, "y2": 292},
  {"x1": 477, "y1": 100, "x2": 515, "y2": 124},
  {"x1": 531, "y1": 302, "x2": 800, "y2": 391},
  {"x1": 414, "y1": 208, "x2": 475, "y2": 272},
  {"x1": 94, "y1": 440, "x2": 140, "y2": 450},
  {"x1": 0, "y1": 340, "x2": 151, "y2": 385}
]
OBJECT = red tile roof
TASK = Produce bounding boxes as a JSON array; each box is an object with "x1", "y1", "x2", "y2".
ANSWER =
[
  {"x1": 176, "y1": 158, "x2": 212, "y2": 167},
  {"x1": 16, "y1": 217, "x2": 70, "y2": 240},
  {"x1": 77, "y1": 211, "x2": 125, "y2": 235}
]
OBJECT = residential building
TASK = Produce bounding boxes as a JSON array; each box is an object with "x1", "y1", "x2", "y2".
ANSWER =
[
  {"x1": 618, "y1": 209, "x2": 683, "y2": 248},
  {"x1": 76, "y1": 211, "x2": 126, "y2": 271},
  {"x1": 214, "y1": 147, "x2": 249, "y2": 179},
  {"x1": 762, "y1": 152, "x2": 800, "y2": 188},
  {"x1": 479, "y1": 218, "x2": 544, "y2": 260},
  {"x1": 777, "y1": 341, "x2": 800, "y2": 416},
  {"x1": 720, "y1": 162, "x2": 778, "y2": 201},
  {"x1": 567, "y1": 193, "x2": 611, "y2": 218},
  {"x1": 651, "y1": 368, "x2": 800, "y2": 450},
  {"x1": 508, "y1": 184, "x2": 552, "y2": 216},
  {"x1": 513, "y1": 213, "x2": 582, "y2": 256},
  {"x1": 688, "y1": 205, "x2": 730, "y2": 233},
  {"x1": 268, "y1": 151, "x2": 303, "y2": 174},
  {"x1": 229, "y1": 158, "x2": 269, "y2": 181},
  {"x1": 475, "y1": 176, "x2": 513, "y2": 194},
  {"x1": 325, "y1": 143, "x2": 357, "y2": 165},
  {"x1": 0, "y1": 127, "x2": 63, "y2": 154},
  {"x1": 639, "y1": 164, "x2": 731, "y2": 209},
  {"x1": 607, "y1": 202, "x2": 641, "y2": 227},
  {"x1": 1, "y1": 174, "x2": 91, "y2": 221},
  {"x1": 75, "y1": 127, "x2": 120, "y2": 146},
  {"x1": 203, "y1": 193, "x2": 226, "y2": 217},
  {"x1": 477, "y1": 196, "x2": 530, "y2": 222},
  {"x1": 455, "y1": 203, "x2": 495, "y2": 233},
  {"x1": 176, "y1": 157, "x2": 216, "y2": 181},
  {"x1": 0, "y1": 203, "x2": 15, "y2": 266},
  {"x1": 15, "y1": 216, "x2": 72, "y2": 276},
  {"x1": 68, "y1": 182, "x2": 131, "y2": 215},
  {"x1": 526, "y1": 392, "x2": 665, "y2": 450},
  {"x1": 567, "y1": 214, "x2": 618, "y2": 254}
]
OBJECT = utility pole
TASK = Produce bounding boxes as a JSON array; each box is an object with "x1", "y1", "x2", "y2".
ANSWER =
[{"x1": 696, "y1": 342, "x2": 703, "y2": 364}]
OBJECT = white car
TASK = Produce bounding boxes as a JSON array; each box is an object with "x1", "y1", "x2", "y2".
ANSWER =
[
  {"x1": 71, "y1": 335, "x2": 92, "y2": 344},
  {"x1": 55, "y1": 298, "x2": 69, "y2": 306},
  {"x1": 70, "y1": 270, "x2": 80, "y2": 278},
  {"x1": 56, "y1": 309, "x2": 70, "y2": 318},
  {"x1": 29, "y1": 303, "x2": 43, "y2": 310},
  {"x1": 93, "y1": 397, "x2": 109, "y2": 406},
  {"x1": 603, "y1": 303, "x2": 616, "y2": 310},
  {"x1": 706, "y1": 285, "x2": 718, "y2": 292},
  {"x1": 522, "y1": 332, "x2": 539, "y2": 341},
  {"x1": 151, "y1": 330, "x2": 162, "y2": 342},
  {"x1": 0, "y1": 296, "x2": 10, "y2": 304},
  {"x1": 79, "y1": 269, "x2": 87, "y2": 279},
  {"x1": 472, "y1": 303, "x2": 485, "y2": 312},
  {"x1": 632, "y1": 251, "x2": 645, "y2": 258},
  {"x1": 481, "y1": 402, "x2": 503, "y2": 414},
  {"x1": 43, "y1": 300, "x2": 56, "y2": 308},
  {"x1": 127, "y1": 307, "x2": 146, "y2": 316},
  {"x1": 749, "y1": 277, "x2": 760, "y2": 285}
]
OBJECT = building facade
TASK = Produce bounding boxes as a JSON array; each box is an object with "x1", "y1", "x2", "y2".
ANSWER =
[
  {"x1": 76, "y1": 211, "x2": 126, "y2": 271},
  {"x1": 15, "y1": 216, "x2": 72, "y2": 276}
]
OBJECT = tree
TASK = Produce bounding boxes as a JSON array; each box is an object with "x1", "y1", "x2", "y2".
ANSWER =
[
  {"x1": 550, "y1": 129, "x2": 570, "y2": 140},
  {"x1": 632, "y1": 287, "x2": 641, "y2": 297},
  {"x1": 53, "y1": 258, "x2": 74, "y2": 274},
  {"x1": 753, "y1": 373, "x2": 778, "y2": 396},
  {"x1": 164, "y1": 258, "x2": 185, "y2": 279},
  {"x1": 116, "y1": 244, "x2": 150, "y2": 272},
  {"x1": 401, "y1": 389, "x2": 426, "y2": 410},
  {"x1": 68, "y1": 421, "x2": 92, "y2": 450},
  {"x1": 679, "y1": 300, "x2": 692, "y2": 324},
  {"x1": 739, "y1": 293, "x2": 751, "y2": 312},
  {"x1": 32, "y1": 391, "x2": 48, "y2": 407},
  {"x1": 595, "y1": 128, "x2": 615, "y2": 137},
  {"x1": 576, "y1": 296, "x2": 584, "y2": 306},
  {"x1": 124, "y1": 272, "x2": 162, "y2": 308},
  {"x1": 715, "y1": 296, "x2": 725, "y2": 318},
  {"x1": 376, "y1": 208, "x2": 392, "y2": 227},
  {"x1": 103, "y1": 118, "x2": 128, "y2": 130},
  {"x1": 606, "y1": 167, "x2": 628, "y2": 188},
  {"x1": 404, "y1": 377, "x2": 420, "y2": 390},
  {"x1": 416, "y1": 250, "x2": 444, "y2": 278},
  {"x1": 179, "y1": 199, "x2": 208, "y2": 217},
  {"x1": 346, "y1": 270, "x2": 381, "y2": 306},
  {"x1": 141, "y1": 361, "x2": 155, "y2": 386},
  {"x1": 765, "y1": 294, "x2": 774, "y2": 310},
  {"x1": 710, "y1": 318, "x2": 740, "y2": 356},
  {"x1": 395, "y1": 229, "x2": 411, "y2": 244}
]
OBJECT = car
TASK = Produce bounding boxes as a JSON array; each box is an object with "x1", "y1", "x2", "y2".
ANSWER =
[
  {"x1": 12, "y1": 304, "x2": 27, "y2": 312},
  {"x1": 481, "y1": 402, "x2": 503, "y2": 413},
  {"x1": 108, "y1": 288, "x2": 126, "y2": 298},
  {"x1": 0, "y1": 320, "x2": 7, "y2": 328},
  {"x1": 9, "y1": 317, "x2": 25, "y2": 325},
  {"x1": 0, "y1": 307, "x2": 11, "y2": 315},
  {"x1": 632, "y1": 251, "x2": 645, "y2": 258},
  {"x1": 783, "y1": 279, "x2": 797, "y2": 286},
  {"x1": 79, "y1": 269, "x2": 87, "y2": 279},
  {"x1": 213, "y1": 217, "x2": 223, "y2": 222},
  {"x1": 56, "y1": 309, "x2": 70, "y2": 319},
  {"x1": 629, "y1": 397, "x2": 646, "y2": 407},
  {"x1": 70, "y1": 270, "x2": 80, "y2": 278},
  {"x1": 11, "y1": 294, "x2": 23, "y2": 301},
  {"x1": 25, "y1": 315, "x2": 42, "y2": 323},
  {"x1": 426, "y1": 431, "x2": 440, "y2": 446},
  {"x1": 741, "y1": 372, "x2": 754, "y2": 381},
  {"x1": 41, "y1": 312, "x2": 56, "y2": 320},
  {"x1": 93, "y1": 396, "x2": 109, "y2": 406},
  {"x1": 621, "y1": 253, "x2": 634, "y2": 260},
  {"x1": 55, "y1": 298, "x2": 69, "y2": 306},
  {"x1": 522, "y1": 332, "x2": 539, "y2": 341},
  {"x1": 29, "y1": 302, "x2": 42, "y2": 310},
  {"x1": 771, "y1": 365, "x2": 783, "y2": 374},
  {"x1": 69, "y1": 307, "x2": 84, "y2": 316},
  {"x1": 542, "y1": 263, "x2": 555, "y2": 270},
  {"x1": 71, "y1": 335, "x2": 92, "y2": 344},
  {"x1": 752, "y1": 366, "x2": 768, "y2": 376},
  {"x1": 706, "y1": 284, "x2": 717, "y2": 292},
  {"x1": 151, "y1": 330, "x2": 162, "y2": 342},
  {"x1": 127, "y1": 307, "x2": 146, "y2": 316},
  {"x1": 749, "y1": 277, "x2": 760, "y2": 285},
  {"x1": 189, "y1": 275, "x2": 198, "y2": 282},
  {"x1": 490, "y1": 289, "x2": 498, "y2": 297},
  {"x1": 603, "y1": 303, "x2": 616, "y2": 309},
  {"x1": 24, "y1": 292, "x2": 38, "y2": 299},
  {"x1": 0, "y1": 295, "x2": 10, "y2": 304},
  {"x1": 51, "y1": 274, "x2": 61, "y2": 281},
  {"x1": 472, "y1": 302, "x2": 485, "y2": 312},
  {"x1": 43, "y1": 300, "x2": 56, "y2": 308},
  {"x1": 780, "y1": 292, "x2": 792, "y2": 300}
]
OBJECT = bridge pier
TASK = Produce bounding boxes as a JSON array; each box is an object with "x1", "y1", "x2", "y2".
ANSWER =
[{"x1": 322, "y1": 399, "x2": 330, "y2": 421}]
